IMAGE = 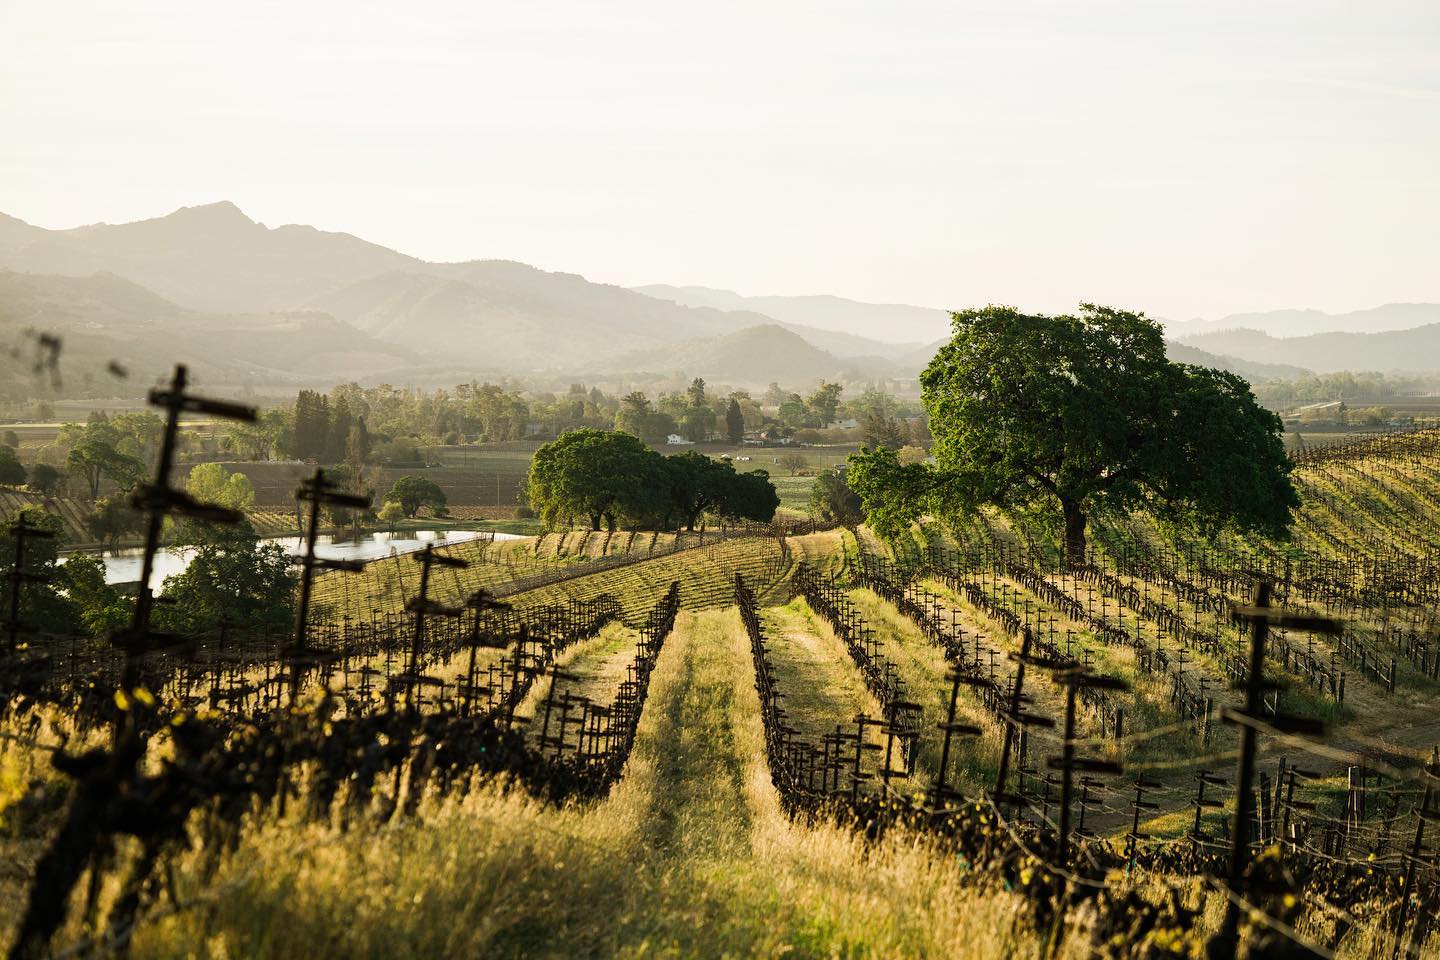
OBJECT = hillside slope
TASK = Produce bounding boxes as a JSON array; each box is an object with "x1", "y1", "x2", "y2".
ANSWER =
[
  {"x1": 0, "y1": 202, "x2": 417, "y2": 314},
  {"x1": 1180, "y1": 325, "x2": 1440, "y2": 374},
  {"x1": 0, "y1": 203, "x2": 797, "y2": 372},
  {"x1": 308, "y1": 264, "x2": 766, "y2": 369},
  {"x1": 0, "y1": 270, "x2": 421, "y2": 395},
  {"x1": 1167, "y1": 302, "x2": 1440, "y2": 339},
  {"x1": 601, "y1": 323, "x2": 898, "y2": 386},
  {"x1": 634, "y1": 283, "x2": 952, "y2": 343}
]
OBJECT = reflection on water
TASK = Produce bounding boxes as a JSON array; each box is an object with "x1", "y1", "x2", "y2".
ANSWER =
[{"x1": 65, "y1": 529, "x2": 527, "y2": 589}]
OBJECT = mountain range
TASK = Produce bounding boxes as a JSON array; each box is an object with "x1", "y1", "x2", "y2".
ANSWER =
[
  {"x1": 1165, "y1": 303, "x2": 1440, "y2": 340},
  {"x1": 633, "y1": 284, "x2": 952, "y2": 346},
  {"x1": 1, "y1": 200, "x2": 1435, "y2": 394},
  {"x1": 1178, "y1": 325, "x2": 1440, "y2": 375}
]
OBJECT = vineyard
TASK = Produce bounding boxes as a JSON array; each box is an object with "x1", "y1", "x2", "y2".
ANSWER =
[{"x1": 11, "y1": 417, "x2": 1440, "y2": 956}]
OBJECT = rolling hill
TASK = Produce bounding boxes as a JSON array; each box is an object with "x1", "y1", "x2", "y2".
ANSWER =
[
  {"x1": 306, "y1": 263, "x2": 767, "y2": 370},
  {"x1": 1166, "y1": 302, "x2": 1440, "y2": 339},
  {"x1": 0, "y1": 270, "x2": 423, "y2": 397},
  {"x1": 0, "y1": 203, "x2": 797, "y2": 372},
  {"x1": 0, "y1": 202, "x2": 417, "y2": 314},
  {"x1": 1179, "y1": 325, "x2": 1440, "y2": 374},
  {"x1": 600, "y1": 323, "x2": 900, "y2": 387},
  {"x1": 1162, "y1": 341, "x2": 1310, "y2": 381},
  {"x1": 4, "y1": 200, "x2": 1427, "y2": 389},
  {"x1": 634, "y1": 283, "x2": 952, "y2": 344}
]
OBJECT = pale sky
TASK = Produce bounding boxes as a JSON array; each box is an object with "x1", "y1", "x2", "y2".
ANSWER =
[{"x1": 3, "y1": 0, "x2": 1437, "y2": 322}]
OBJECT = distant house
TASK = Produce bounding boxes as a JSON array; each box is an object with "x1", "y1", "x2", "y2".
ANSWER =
[
  {"x1": 666, "y1": 434, "x2": 695, "y2": 445},
  {"x1": 828, "y1": 418, "x2": 860, "y2": 429}
]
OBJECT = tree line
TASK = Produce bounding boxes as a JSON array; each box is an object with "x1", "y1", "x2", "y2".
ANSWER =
[
  {"x1": 1, "y1": 507, "x2": 293, "y2": 640},
  {"x1": 229, "y1": 378, "x2": 925, "y2": 459}
]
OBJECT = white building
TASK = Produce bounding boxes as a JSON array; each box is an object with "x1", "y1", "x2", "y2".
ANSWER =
[{"x1": 666, "y1": 434, "x2": 695, "y2": 445}]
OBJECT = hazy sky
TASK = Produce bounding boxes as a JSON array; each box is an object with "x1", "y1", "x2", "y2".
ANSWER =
[{"x1": 3, "y1": 1, "x2": 1437, "y2": 322}]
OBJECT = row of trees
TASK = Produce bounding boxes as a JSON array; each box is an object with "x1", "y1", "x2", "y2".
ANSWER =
[
  {"x1": 10, "y1": 412, "x2": 161, "y2": 501},
  {"x1": 1, "y1": 507, "x2": 294, "y2": 639},
  {"x1": 226, "y1": 377, "x2": 925, "y2": 462},
  {"x1": 1252, "y1": 370, "x2": 1440, "y2": 404},
  {"x1": 528, "y1": 430, "x2": 779, "y2": 531}
]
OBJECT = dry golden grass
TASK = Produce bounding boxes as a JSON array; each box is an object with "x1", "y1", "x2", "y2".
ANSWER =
[
  {"x1": 6, "y1": 606, "x2": 1437, "y2": 958},
  {"x1": 108, "y1": 609, "x2": 1044, "y2": 959}
]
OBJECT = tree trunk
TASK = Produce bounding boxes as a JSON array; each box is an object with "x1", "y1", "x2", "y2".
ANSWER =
[
  {"x1": 588, "y1": 513, "x2": 601, "y2": 531},
  {"x1": 1061, "y1": 496, "x2": 1087, "y2": 568}
]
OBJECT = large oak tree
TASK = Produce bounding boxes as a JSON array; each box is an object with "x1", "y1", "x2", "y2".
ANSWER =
[
  {"x1": 847, "y1": 304, "x2": 1297, "y2": 565},
  {"x1": 529, "y1": 429, "x2": 663, "y2": 531},
  {"x1": 528, "y1": 430, "x2": 777, "y2": 531}
]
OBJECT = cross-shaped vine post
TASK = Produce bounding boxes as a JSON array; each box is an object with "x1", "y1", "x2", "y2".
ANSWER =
[
  {"x1": 1212, "y1": 578, "x2": 1338, "y2": 956},
  {"x1": 115, "y1": 364, "x2": 257, "y2": 691},
  {"x1": 4, "y1": 513, "x2": 54, "y2": 656},
  {"x1": 288, "y1": 467, "x2": 371, "y2": 703}
]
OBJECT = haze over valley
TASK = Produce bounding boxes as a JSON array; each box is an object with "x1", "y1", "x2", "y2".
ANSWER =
[{"x1": 5, "y1": 201, "x2": 1438, "y2": 398}]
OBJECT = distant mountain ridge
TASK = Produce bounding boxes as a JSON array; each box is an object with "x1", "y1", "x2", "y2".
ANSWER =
[
  {"x1": 0, "y1": 269, "x2": 426, "y2": 393},
  {"x1": 600, "y1": 323, "x2": 895, "y2": 385},
  {"x1": 634, "y1": 283, "x2": 952, "y2": 344},
  {"x1": 1162, "y1": 341, "x2": 1309, "y2": 381},
  {"x1": 1178, "y1": 324, "x2": 1440, "y2": 374},
  {"x1": 2, "y1": 200, "x2": 1431, "y2": 390},
  {"x1": 1166, "y1": 303, "x2": 1440, "y2": 339},
  {"x1": 0, "y1": 203, "x2": 862, "y2": 376},
  {"x1": 0, "y1": 201, "x2": 417, "y2": 314}
]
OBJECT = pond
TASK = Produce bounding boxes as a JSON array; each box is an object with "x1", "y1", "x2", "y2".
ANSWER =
[{"x1": 66, "y1": 529, "x2": 527, "y2": 590}]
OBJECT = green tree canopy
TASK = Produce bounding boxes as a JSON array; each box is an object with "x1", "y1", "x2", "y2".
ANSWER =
[
  {"x1": 686, "y1": 377, "x2": 707, "y2": 408},
  {"x1": 186, "y1": 462, "x2": 256, "y2": 512},
  {"x1": 157, "y1": 520, "x2": 294, "y2": 634},
  {"x1": 614, "y1": 392, "x2": 678, "y2": 442},
  {"x1": 292, "y1": 389, "x2": 331, "y2": 461},
  {"x1": 27, "y1": 464, "x2": 63, "y2": 497},
  {"x1": 722, "y1": 469, "x2": 781, "y2": 525},
  {"x1": 57, "y1": 553, "x2": 130, "y2": 637},
  {"x1": 0, "y1": 508, "x2": 81, "y2": 636},
  {"x1": 529, "y1": 429, "x2": 663, "y2": 531},
  {"x1": 385, "y1": 475, "x2": 448, "y2": 519},
  {"x1": 378, "y1": 501, "x2": 406, "y2": 530},
  {"x1": 680, "y1": 405, "x2": 717, "y2": 443},
  {"x1": 806, "y1": 382, "x2": 844, "y2": 425},
  {"x1": 663, "y1": 452, "x2": 778, "y2": 530},
  {"x1": 108, "y1": 412, "x2": 164, "y2": 467},
  {"x1": 861, "y1": 414, "x2": 905, "y2": 449},
  {"x1": 777, "y1": 395, "x2": 809, "y2": 431},
  {"x1": 809, "y1": 469, "x2": 864, "y2": 526},
  {"x1": 0, "y1": 445, "x2": 26, "y2": 486},
  {"x1": 529, "y1": 430, "x2": 777, "y2": 532},
  {"x1": 228, "y1": 407, "x2": 290, "y2": 461},
  {"x1": 725, "y1": 398, "x2": 745, "y2": 444},
  {"x1": 84, "y1": 497, "x2": 144, "y2": 550},
  {"x1": 66, "y1": 436, "x2": 144, "y2": 499},
  {"x1": 848, "y1": 304, "x2": 1297, "y2": 564}
]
